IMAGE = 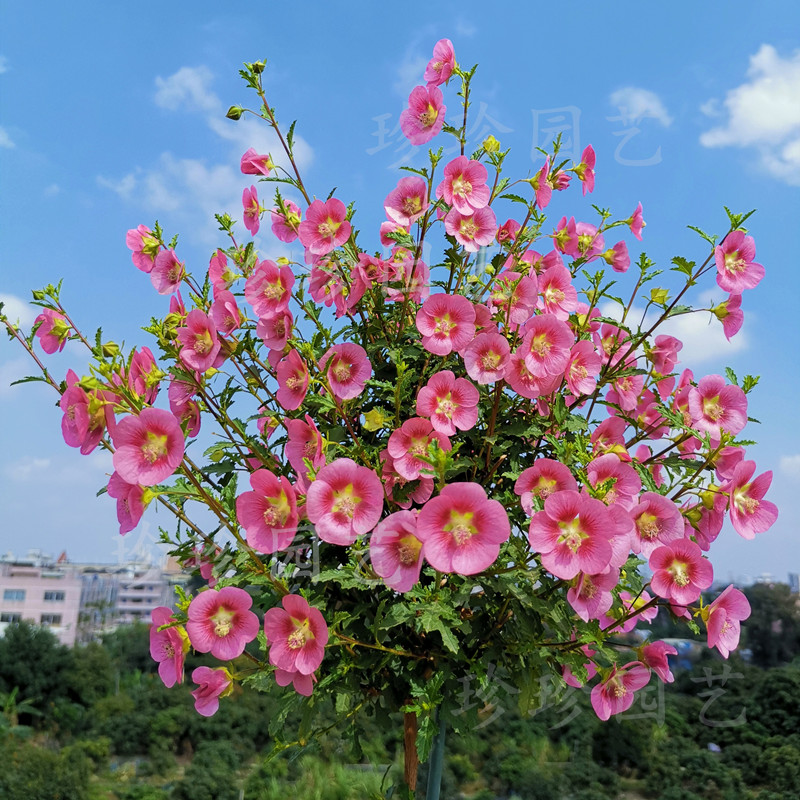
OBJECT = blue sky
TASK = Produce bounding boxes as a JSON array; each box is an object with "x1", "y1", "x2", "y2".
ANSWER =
[{"x1": 1, "y1": 2, "x2": 799, "y2": 583}]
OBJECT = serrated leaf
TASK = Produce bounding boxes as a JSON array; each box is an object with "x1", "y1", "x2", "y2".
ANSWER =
[
  {"x1": 418, "y1": 606, "x2": 460, "y2": 653},
  {"x1": 499, "y1": 193, "x2": 529, "y2": 205}
]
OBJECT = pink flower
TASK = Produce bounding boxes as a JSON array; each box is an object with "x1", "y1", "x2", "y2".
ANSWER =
[
  {"x1": 567, "y1": 569, "x2": 618, "y2": 622},
  {"x1": 574, "y1": 145, "x2": 596, "y2": 195},
  {"x1": 649, "y1": 335, "x2": 683, "y2": 376},
  {"x1": 424, "y1": 38, "x2": 455, "y2": 86},
  {"x1": 687, "y1": 374, "x2": 747, "y2": 440},
  {"x1": 384, "y1": 176, "x2": 429, "y2": 226},
  {"x1": 126, "y1": 224, "x2": 161, "y2": 273},
  {"x1": 520, "y1": 313, "x2": 574, "y2": 378},
  {"x1": 602, "y1": 241, "x2": 630, "y2": 273},
  {"x1": 591, "y1": 664, "x2": 651, "y2": 720},
  {"x1": 240, "y1": 147, "x2": 273, "y2": 175},
  {"x1": 271, "y1": 200, "x2": 302, "y2": 243},
  {"x1": 185, "y1": 587, "x2": 260, "y2": 660},
  {"x1": 566, "y1": 340, "x2": 602, "y2": 396},
  {"x1": 306, "y1": 458, "x2": 384, "y2": 544},
  {"x1": 436, "y1": 156, "x2": 491, "y2": 214},
  {"x1": 416, "y1": 370, "x2": 479, "y2": 435},
  {"x1": 505, "y1": 350, "x2": 562, "y2": 400},
  {"x1": 191, "y1": 667, "x2": 233, "y2": 717},
  {"x1": 151, "y1": 249, "x2": 185, "y2": 295},
  {"x1": 370, "y1": 510, "x2": 425, "y2": 592},
  {"x1": 489, "y1": 271, "x2": 538, "y2": 325},
  {"x1": 602, "y1": 590, "x2": 658, "y2": 633},
  {"x1": 539, "y1": 263, "x2": 578, "y2": 320},
  {"x1": 319, "y1": 343, "x2": 371, "y2": 401},
  {"x1": 275, "y1": 668, "x2": 316, "y2": 697},
  {"x1": 242, "y1": 185, "x2": 261, "y2": 235},
  {"x1": 60, "y1": 373, "x2": 90, "y2": 449},
  {"x1": 586, "y1": 454, "x2": 641, "y2": 511},
  {"x1": 387, "y1": 417, "x2": 452, "y2": 481},
  {"x1": 150, "y1": 606, "x2": 188, "y2": 688},
  {"x1": 33, "y1": 309, "x2": 70, "y2": 354},
  {"x1": 111, "y1": 408, "x2": 185, "y2": 487},
  {"x1": 531, "y1": 159, "x2": 552, "y2": 209},
  {"x1": 264, "y1": 594, "x2": 329, "y2": 676},
  {"x1": 245, "y1": 259, "x2": 294, "y2": 317},
  {"x1": 628, "y1": 202, "x2": 645, "y2": 240},
  {"x1": 236, "y1": 470, "x2": 298, "y2": 554},
  {"x1": 380, "y1": 449, "x2": 434, "y2": 510},
  {"x1": 208, "y1": 249, "x2": 236, "y2": 291},
  {"x1": 715, "y1": 230, "x2": 764, "y2": 293},
  {"x1": 400, "y1": 85, "x2": 446, "y2": 145},
  {"x1": 649, "y1": 539, "x2": 713, "y2": 606},
  {"x1": 463, "y1": 332, "x2": 510, "y2": 384},
  {"x1": 416, "y1": 293, "x2": 476, "y2": 356},
  {"x1": 210, "y1": 289, "x2": 242, "y2": 335},
  {"x1": 416, "y1": 483, "x2": 510, "y2": 575},
  {"x1": 176, "y1": 310, "x2": 222, "y2": 373},
  {"x1": 168, "y1": 376, "x2": 201, "y2": 437},
  {"x1": 528, "y1": 490, "x2": 618, "y2": 579},
  {"x1": 129, "y1": 346, "x2": 162, "y2": 404},
  {"x1": 285, "y1": 413, "x2": 325, "y2": 483},
  {"x1": 712, "y1": 294, "x2": 744, "y2": 341},
  {"x1": 496, "y1": 218, "x2": 521, "y2": 243},
  {"x1": 107, "y1": 471, "x2": 148, "y2": 535},
  {"x1": 298, "y1": 198, "x2": 351, "y2": 256},
  {"x1": 640, "y1": 641, "x2": 678, "y2": 683},
  {"x1": 444, "y1": 207, "x2": 497, "y2": 252},
  {"x1": 515, "y1": 459, "x2": 578, "y2": 515},
  {"x1": 728, "y1": 460, "x2": 779, "y2": 539},
  {"x1": 275, "y1": 349, "x2": 309, "y2": 411},
  {"x1": 257, "y1": 309, "x2": 293, "y2": 351},
  {"x1": 705, "y1": 585, "x2": 750, "y2": 658},
  {"x1": 630, "y1": 491, "x2": 684, "y2": 557}
]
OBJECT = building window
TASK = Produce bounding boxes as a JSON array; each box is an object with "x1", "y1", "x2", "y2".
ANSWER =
[
  {"x1": 0, "y1": 613, "x2": 22, "y2": 623},
  {"x1": 44, "y1": 591, "x2": 66, "y2": 602},
  {"x1": 2, "y1": 590, "x2": 25, "y2": 602},
  {"x1": 40, "y1": 614, "x2": 62, "y2": 625}
]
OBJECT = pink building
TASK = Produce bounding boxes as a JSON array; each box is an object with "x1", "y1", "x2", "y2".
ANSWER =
[{"x1": 0, "y1": 556, "x2": 82, "y2": 646}]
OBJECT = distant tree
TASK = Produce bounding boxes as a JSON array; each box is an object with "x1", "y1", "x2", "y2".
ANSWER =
[
  {"x1": 0, "y1": 622, "x2": 73, "y2": 723},
  {"x1": 743, "y1": 583, "x2": 800, "y2": 667},
  {"x1": 102, "y1": 622, "x2": 156, "y2": 675}
]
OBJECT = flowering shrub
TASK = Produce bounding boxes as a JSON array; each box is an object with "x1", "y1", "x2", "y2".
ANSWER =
[{"x1": 1, "y1": 39, "x2": 777, "y2": 795}]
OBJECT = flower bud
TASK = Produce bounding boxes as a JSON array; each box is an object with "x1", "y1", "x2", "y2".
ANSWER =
[
  {"x1": 226, "y1": 106, "x2": 244, "y2": 121},
  {"x1": 483, "y1": 135, "x2": 500, "y2": 153}
]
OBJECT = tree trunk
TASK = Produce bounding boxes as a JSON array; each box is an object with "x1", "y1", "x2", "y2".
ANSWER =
[{"x1": 403, "y1": 709, "x2": 418, "y2": 792}]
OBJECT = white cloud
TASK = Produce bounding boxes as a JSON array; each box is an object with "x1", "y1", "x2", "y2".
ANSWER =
[
  {"x1": 0, "y1": 358, "x2": 30, "y2": 397},
  {"x1": 700, "y1": 45, "x2": 800, "y2": 185},
  {"x1": 96, "y1": 171, "x2": 139, "y2": 199},
  {"x1": 97, "y1": 64, "x2": 314, "y2": 245},
  {"x1": 393, "y1": 51, "x2": 429, "y2": 97},
  {"x1": 0, "y1": 293, "x2": 36, "y2": 327},
  {"x1": 600, "y1": 289, "x2": 749, "y2": 366},
  {"x1": 658, "y1": 307, "x2": 749, "y2": 365},
  {"x1": 154, "y1": 65, "x2": 219, "y2": 112},
  {"x1": 0, "y1": 126, "x2": 15, "y2": 148},
  {"x1": 43, "y1": 183, "x2": 61, "y2": 197},
  {"x1": 0, "y1": 56, "x2": 8, "y2": 74},
  {"x1": 3, "y1": 456, "x2": 52, "y2": 481},
  {"x1": 454, "y1": 21, "x2": 477, "y2": 38},
  {"x1": 780, "y1": 454, "x2": 800, "y2": 481},
  {"x1": 609, "y1": 88, "x2": 672, "y2": 127}
]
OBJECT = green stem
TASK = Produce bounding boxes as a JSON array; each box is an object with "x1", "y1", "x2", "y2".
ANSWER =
[{"x1": 425, "y1": 711, "x2": 446, "y2": 800}]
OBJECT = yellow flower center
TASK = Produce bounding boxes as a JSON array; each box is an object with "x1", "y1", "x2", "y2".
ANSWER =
[{"x1": 141, "y1": 432, "x2": 168, "y2": 464}]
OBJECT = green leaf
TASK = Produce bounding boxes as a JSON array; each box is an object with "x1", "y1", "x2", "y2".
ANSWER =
[
  {"x1": 687, "y1": 225, "x2": 717, "y2": 246},
  {"x1": 418, "y1": 606, "x2": 460, "y2": 653}
]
